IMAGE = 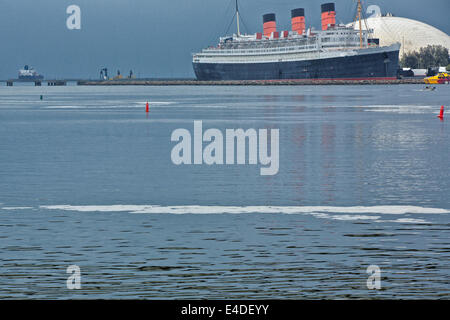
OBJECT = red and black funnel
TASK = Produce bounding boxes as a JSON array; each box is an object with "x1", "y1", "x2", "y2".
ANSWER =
[
  {"x1": 291, "y1": 8, "x2": 305, "y2": 35},
  {"x1": 263, "y1": 13, "x2": 276, "y2": 37},
  {"x1": 321, "y1": 3, "x2": 336, "y2": 30}
]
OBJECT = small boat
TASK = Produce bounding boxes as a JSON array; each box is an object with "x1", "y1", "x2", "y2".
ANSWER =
[{"x1": 424, "y1": 72, "x2": 450, "y2": 84}]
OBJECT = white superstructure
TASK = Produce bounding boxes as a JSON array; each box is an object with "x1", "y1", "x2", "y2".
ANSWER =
[{"x1": 194, "y1": 25, "x2": 373, "y2": 64}]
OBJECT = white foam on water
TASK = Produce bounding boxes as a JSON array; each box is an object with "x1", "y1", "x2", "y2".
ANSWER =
[
  {"x1": 137, "y1": 101, "x2": 175, "y2": 106},
  {"x1": 325, "y1": 214, "x2": 381, "y2": 221},
  {"x1": 44, "y1": 105, "x2": 145, "y2": 109},
  {"x1": 183, "y1": 105, "x2": 229, "y2": 109},
  {"x1": 308, "y1": 212, "x2": 381, "y2": 221},
  {"x1": 41, "y1": 205, "x2": 148, "y2": 212},
  {"x1": 39, "y1": 205, "x2": 449, "y2": 215},
  {"x1": 360, "y1": 105, "x2": 434, "y2": 109},
  {"x1": 1, "y1": 207, "x2": 33, "y2": 210},
  {"x1": 362, "y1": 105, "x2": 436, "y2": 114},
  {"x1": 378, "y1": 218, "x2": 429, "y2": 224},
  {"x1": 44, "y1": 106, "x2": 81, "y2": 109}
]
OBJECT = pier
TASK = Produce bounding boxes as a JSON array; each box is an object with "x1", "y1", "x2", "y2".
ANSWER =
[
  {"x1": 2, "y1": 78, "x2": 427, "y2": 86},
  {"x1": 77, "y1": 78, "x2": 425, "y2": 86},
  {"x1": 1, "y1": 79, "x2": 73, "y2": 87}
]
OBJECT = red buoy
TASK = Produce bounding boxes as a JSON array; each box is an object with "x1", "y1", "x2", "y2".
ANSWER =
[
  {"x1": 438, "y1": 105, "x2": 444, "y2": 119},
  {"x1": 146, "y1": 102, "x2": 149, "y2": 113}
]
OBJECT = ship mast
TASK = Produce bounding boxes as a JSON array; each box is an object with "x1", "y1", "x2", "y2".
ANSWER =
[
  {"x1": 236, "y1": 0, "x2": 241, "y2": 36},
  {"x1": 357, "y1": 0, "x2": 363, "y2": 48}
]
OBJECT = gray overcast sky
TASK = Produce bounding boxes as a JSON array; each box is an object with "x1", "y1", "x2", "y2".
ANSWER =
[{"x1": 0, "y1": 0, "x2": 449, "y2": 79}]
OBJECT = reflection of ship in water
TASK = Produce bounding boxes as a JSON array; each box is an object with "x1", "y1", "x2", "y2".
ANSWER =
[{"x1": 18, "y1": 65, "x2": 44, "y2": 80}]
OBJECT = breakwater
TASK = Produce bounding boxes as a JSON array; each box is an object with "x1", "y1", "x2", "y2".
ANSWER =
[{"x1": 77, "y1": 78, "x2": 424, "y2": 86}]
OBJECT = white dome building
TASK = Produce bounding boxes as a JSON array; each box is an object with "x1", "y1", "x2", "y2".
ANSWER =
[{"x1": 348, "y1": 14, "x2": 450, "y2": 57}]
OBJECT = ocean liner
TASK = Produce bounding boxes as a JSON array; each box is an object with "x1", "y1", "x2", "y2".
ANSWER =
[{"x1": 193, "y1": 1, "x2": 400, "y2": 81}]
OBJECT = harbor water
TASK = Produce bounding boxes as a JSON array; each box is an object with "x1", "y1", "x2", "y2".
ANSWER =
[{"x1": 0, "y1": 84, "x2": 449, "y2": 299}]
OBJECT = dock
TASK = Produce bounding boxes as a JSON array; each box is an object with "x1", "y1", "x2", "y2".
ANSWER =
[
  {"x1": 76, "y1": 78, "x2": 425, "y2": 86},
  {"x1": 2, "y1": 79, "x2": 73, "y2": 87},
  {"x1": 2, "y1": 78, "x2": 427, "y2": 86}
]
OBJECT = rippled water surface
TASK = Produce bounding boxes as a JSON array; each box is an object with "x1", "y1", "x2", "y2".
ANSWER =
[{"x1": 0, "y1": 84, "x2": 449, "y2": 299}]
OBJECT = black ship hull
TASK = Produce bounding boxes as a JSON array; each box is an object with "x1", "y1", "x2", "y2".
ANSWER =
[
  {"x1": 18, "y1": 75, "x2": 44, "y2": 81},
  {"x1": 193, "y1": 48, "x2": 400, "y2": 81}
]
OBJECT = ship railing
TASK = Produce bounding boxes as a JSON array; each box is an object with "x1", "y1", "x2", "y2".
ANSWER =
[
  {"x1": 201, "y1": 45, "x2": 319, "y2": 56},
  {"x1": 206, "y1": 40, "x2": 317, "y2": 51}
]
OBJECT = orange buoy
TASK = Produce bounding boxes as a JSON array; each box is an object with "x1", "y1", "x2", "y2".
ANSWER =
[
  {"x1": 146, "y1": 102, "x2": 149, "y2": 113},
  {"x1": 438, "y1": 105, "x2": 444, "y2": 119}
]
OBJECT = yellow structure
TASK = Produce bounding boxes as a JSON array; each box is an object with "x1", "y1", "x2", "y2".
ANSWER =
[{"x1": 424, "y1": 72, "x2": 450, "y2": 84}]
